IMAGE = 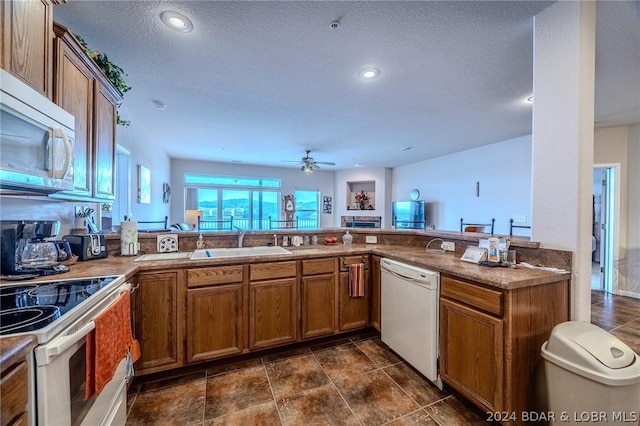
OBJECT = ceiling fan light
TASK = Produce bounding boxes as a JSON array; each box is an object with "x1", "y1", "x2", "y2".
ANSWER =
[{"x1": 301, "y1": 164, "x2": 313, "y2": 174}]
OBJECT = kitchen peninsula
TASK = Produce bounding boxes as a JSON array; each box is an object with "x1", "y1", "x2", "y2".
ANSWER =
[{"x1": 5, "y1": 228, "x2": 570, "y2": 425}]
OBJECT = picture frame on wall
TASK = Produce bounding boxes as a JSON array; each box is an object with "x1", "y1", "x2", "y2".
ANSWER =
[
  {"x1": 323, "y1": 196, "x2": 332, "y2": 214},
  {"x1": 137, "y1": 164, "x2": 151, "y2": 204}
]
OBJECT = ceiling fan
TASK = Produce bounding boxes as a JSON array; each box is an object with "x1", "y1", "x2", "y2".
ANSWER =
[{"x1": 282, "y1": 150, "x2": 336, "y2": 174}]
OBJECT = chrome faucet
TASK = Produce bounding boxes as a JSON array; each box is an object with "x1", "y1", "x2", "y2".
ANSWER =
[{"x1": 234, "y1": 226, "x2": 247, "y2": 248}]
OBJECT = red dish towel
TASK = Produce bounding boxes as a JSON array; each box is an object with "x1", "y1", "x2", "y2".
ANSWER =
[
  {"x1": 85, "y1": 290, "x2": 133, "y2": 400},
  {"x1": 348, "y1": 263, "x2": 365, "y2": 297}
]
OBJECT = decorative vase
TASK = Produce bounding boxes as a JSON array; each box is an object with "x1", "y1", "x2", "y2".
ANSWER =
[{"x1": 360, "y1": 202, "x2": 366, "y2": 210}]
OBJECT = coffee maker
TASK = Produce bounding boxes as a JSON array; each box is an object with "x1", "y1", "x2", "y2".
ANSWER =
[{"x1": 0, "y1": 220, "x2": 70, "y2": 278}]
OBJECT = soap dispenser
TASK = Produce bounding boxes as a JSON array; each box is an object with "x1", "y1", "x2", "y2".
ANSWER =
[
  {"x1": 196, "y1": 233, "x2": 205, "y2": 249},
  {"x1": 342, "y1": 230, "x2": 353, "y2": 245}
]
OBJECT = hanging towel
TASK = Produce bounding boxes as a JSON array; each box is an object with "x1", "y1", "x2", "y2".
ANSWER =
[
  {"x1": 85, "y1": 290, "x2": 133, "y2": 400},
  {"x1": 348, "y1": 263, "x2": 365, "y2": 297}
]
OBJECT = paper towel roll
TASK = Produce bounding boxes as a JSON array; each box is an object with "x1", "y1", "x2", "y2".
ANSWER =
[{"x1": 120, "y1": 221, "x2": 138, "y2": 256}]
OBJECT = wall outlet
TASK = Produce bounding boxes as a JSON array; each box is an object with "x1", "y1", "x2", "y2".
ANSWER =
[
  {"x1": 157, "y1": 234, "x2": 178, "y2": 253},
  {"x1": 441, "y1": 241, "x2": 455, "y2": 252},
  {"x1": 512, "y1": 214, "x2": 527, "y2": 223},
  {"x1": 365, "y1": 235, "x2": 378, "y2": 244}
]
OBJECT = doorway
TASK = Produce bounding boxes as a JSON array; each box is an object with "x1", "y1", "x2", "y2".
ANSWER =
[
  {"x1": 112, "y1": 145, "x2": 131, "y2": 226},
  {"x1": 592, "y1": 165, "x2": 619, "y2": 294}
]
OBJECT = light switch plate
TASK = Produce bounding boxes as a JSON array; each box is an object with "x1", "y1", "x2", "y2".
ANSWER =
[
  {"x1": 365, "y1": 235, "x2": 378, "y2": 244},
  {"x1": 157, "y1": 233, "x2": 179, "y2": 253},
  {"x1": 441, "y1": 241, "x2": 455, "y2": 252}
]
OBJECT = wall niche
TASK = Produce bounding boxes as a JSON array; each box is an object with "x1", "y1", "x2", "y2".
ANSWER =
[{"x1": 346, "y1": 180, "x2": 375, "y2": 210}]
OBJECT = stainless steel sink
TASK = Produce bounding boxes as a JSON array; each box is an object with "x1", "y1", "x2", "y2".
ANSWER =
[
  {"x1": 190, "y1": 246, "x2": 292, "y2": 259},
  {"x1": 134, "y1": 252, "x2": 193, "y2": 262}
]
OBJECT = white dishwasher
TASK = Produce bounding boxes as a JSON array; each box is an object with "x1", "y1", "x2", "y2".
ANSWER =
[{"x1": 381, "y1": 258, "x2": 442, "y2": 389}]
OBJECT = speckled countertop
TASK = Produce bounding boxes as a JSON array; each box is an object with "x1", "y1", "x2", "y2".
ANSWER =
[{"x1": 1, "y1": 243, "x2": 570, "y2": 290}]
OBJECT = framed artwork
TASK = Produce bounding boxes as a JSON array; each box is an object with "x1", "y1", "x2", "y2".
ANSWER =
[
  {"x1": 323, "y1": 196, "x2": 332, "y2": 214},
  {"x1": 137, "y1": 164, "x2": 151, "y2": 204}
]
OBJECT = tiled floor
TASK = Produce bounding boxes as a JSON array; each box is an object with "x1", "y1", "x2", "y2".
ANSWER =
[
  {"x1": 126, "y1": 292, "x2": 640, "y2": 426},
  {"x1": 126, "y1": 332, "x2": 488, "y2": 425}
]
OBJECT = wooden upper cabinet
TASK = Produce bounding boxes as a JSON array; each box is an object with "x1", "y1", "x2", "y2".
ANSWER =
[
  {"x1": 52, "y1": 22, "x2": 121, "y2": 201},
  {"x1": 0, "y1": 0, "x2": 53, "y2": 98},
  {"x1": 52, "y1": 26, "x2": 93, "y2": 196},
  {"x1": 93, "y1": 80, "x2": 117, "y2": 199}
]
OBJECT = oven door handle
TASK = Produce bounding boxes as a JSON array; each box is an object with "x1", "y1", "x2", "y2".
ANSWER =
[{"x1": 36, "y1": 321, "x2": 95, "y2": 366}]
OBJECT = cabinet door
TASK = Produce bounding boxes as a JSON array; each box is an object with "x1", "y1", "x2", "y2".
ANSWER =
[
  {"x1": 338, "y1": 270, "x2": 370, "y2": 331},
  {"x1": 134, "y1": 271, "x2": 183, "y2": 372},
  {"x1": 370, "y1": 256, "x2": 381, "y2": 331},
  {"x1": 249, "y1": 278, "x2": 297, "y2": 349},
  {"x1": 300, "y1": 274, "x2": 335, "y2": 339},
  {"x1": 53, "y1": 37, "x2": 93, "y2": 197},
  {"x1": 186, "y1": 284, "x2": 244, "y2": 363},
  {"x1": 440, "y1": 298, "x2": 503, "y2": 412},
  {"x1": 0, "y1": 0, "x2": 52, "y2": 97},
  {"x1": 92, "y1": 80, "x2": 117, "y2": 200}
]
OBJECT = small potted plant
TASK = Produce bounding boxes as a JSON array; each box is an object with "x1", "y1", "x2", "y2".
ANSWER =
[{"x1": 75, "y1": 34, "x2": 131, "y2": 126}]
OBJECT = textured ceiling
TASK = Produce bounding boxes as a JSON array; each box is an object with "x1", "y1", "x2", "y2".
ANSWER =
[{"x1": 53, "y1": 1, "x2": 640, "y2": 170}]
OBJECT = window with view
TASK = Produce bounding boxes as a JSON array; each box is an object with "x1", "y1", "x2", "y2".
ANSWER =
[
  {"x1": 294, "y1": 190, "x2": 319, "y2": 229},
  {"x1": 185, "y1": 174, "x2": 285, "y2": 231}
]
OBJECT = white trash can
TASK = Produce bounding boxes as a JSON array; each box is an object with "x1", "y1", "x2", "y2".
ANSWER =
[{"x1": 541, "y1": 321, "x2": 640, "y2": 425}]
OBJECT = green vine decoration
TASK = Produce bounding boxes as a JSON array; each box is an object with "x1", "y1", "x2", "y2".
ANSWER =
[{"x1": 75, "y1": 35, "x2": 132, "y2": 127}]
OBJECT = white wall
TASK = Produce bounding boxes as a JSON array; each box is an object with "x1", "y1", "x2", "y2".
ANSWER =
[
  {"x1": 171, "y1": 160, "x2": 335, "y2": 228},
  {"x1": 595, "y1": 124, "x2": 640, "y2": 296},
  {"x1": 116, "y1": 127, "x2": 171, "y2": 223},
  {"x1": 391, "y1": 135, "x2": 532, "y2": 235},
  {"x1": 334, "y1": 168, "x2": 392, "y2": 228}
]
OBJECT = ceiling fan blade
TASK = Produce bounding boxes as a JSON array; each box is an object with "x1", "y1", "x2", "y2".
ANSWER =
[
  {"x1": 314, "y1": 161, "x2": 336, "y2": 166},
  {"x1": 281, "y1": 160, "x2": 303, "y2": 163}
]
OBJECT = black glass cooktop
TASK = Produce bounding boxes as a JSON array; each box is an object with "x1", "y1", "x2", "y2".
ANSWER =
[{"x1": 0, "y1": 276, "x2": 118, "y2": 335}]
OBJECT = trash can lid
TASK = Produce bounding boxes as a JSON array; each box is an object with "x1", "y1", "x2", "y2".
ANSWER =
[{"x1": 547, "y1": 321, "x2": 635, "y2": 370}]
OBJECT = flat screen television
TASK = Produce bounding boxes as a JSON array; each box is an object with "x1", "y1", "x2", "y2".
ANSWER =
[{"x1": 392, "y1": 201, "x2": 425, "y2": 229}]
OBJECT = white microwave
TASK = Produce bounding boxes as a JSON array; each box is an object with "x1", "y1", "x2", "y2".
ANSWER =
[{"x1": 0, "y1": 69, "x2": 75, "y2": 195}]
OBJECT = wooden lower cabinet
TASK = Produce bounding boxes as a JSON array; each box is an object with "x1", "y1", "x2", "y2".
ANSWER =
[
  {"x1": 133, "y1": 270, "x2": 184, "y2": 374},
  {"x1": 338, "y1": 255, "x2": 370, "y2": 331},
  {"x1": 249, "y1": 261, "x2": 298, "y2": 350},
  {"x1": 186, "y1": 265, "x2": 246, "y2": 363},
  {"x1": 440, "y1": 298, "x2": 503, "y2": 412},
  {"x1": 439, "y1": 274, "x2": 569, "y2": 425},
  {"x1": 300, "y1": 258, "x2": 336, "y2": 339},
  {"x1": 370, "y1": 255, "x2": 381, "y2": 331}
]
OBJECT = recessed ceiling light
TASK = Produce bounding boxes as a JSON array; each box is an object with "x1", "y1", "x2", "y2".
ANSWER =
[
  {"x1": 401, "y1": 146, "x2": 414, "y2": 151},
  {"x1": 359, "y1": 68, "x2": 380, "y2": 79},
  {"x1": 161, "y1": 11, "x2": 193, "y2": 33},
  {"x1": 153, "y1": 100, "x2": 166, "y2": 110}
]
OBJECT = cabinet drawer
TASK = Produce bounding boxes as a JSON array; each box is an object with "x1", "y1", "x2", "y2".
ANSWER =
[
  {"x1": 250, "y1": 261, "x2": 297, "y2": 281},
  {"x1": 187, "y1": 265, "x2": 244, "y2": 288},
  {"x1": 441, "y1": 276, "x2": 503, "y2": 317},
  {"x1": 302, "y1": 258, "x2": 335, "y2": 276},
  {"x1": 339, "y1": 255, "x2": 369, "y2": 272},
  {"x1": 1, "y1": 361, "x2": 28, "y2": 426}
]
